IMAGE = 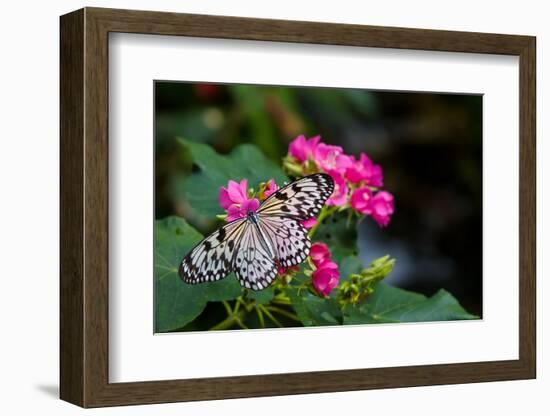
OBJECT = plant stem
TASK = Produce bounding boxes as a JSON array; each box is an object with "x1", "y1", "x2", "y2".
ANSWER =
[
  {"x1": 222, "y1": 300, "x2": 233, "y2": 316},
  {"x1": 259, "y1": 305, "x2": 284, "y2": 328},
  {"x1": 265, "y1": 306, "x2": 301, "y2": 322},
  {"x1": 209, "y1": 309, "x2": 247, "y2": 331},
  {"x1": 255, "y1": 306, "x2": 266, "y2": 328},
  {"x1": 210, "y1": 297, "x2": 251, "y2": 331},
  {"x1": 235, "y1": 318, "x2": 248, "y2": 330},
  {"x1": 233, "y1": 297, "x2": 242, "y2": 314},
  {"x1": 272, "y1": 297, "x2": 292, "y2": 306},
  {"x1": 308, "y1": 206, "x2": 337, "y2": 239}
]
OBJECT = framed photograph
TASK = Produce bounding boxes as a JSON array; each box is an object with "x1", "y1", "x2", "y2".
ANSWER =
[{"x1": 60, "y1": 7, "x2": 536, "y2": 408}]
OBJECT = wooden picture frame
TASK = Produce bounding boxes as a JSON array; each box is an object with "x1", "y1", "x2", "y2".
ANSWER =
[{"x1": 60, "y1": 7, "x2": 536, "y2": 408}]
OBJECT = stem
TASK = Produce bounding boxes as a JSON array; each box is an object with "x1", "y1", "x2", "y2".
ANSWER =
[
  {"x1": 272, "y1": 297, "x2": 292, "y2": 306},
  {"x1": 209, "y1": 309, "x2": 247, "y2": 331},
  {"x1": 255, "y1": 306, "x2": 266, "y2": 328},
  {"x1": 308, "y1": 206, "x2": 337, "y2": 239},
  {"x1": 233, "y1": 297, "x2": 242, "y2": 314},
  {"x1": 235, "y1": 318, "x2": 248, "y2": 330},
  {"x1": 222, "y1": 300, "x2": 233, "y2": 316},
  {"x1": 265, "y1": 306, "x2": 301, "y2": 322},
  {"x1": 259, "y1": 305, "x2": 284, "y2": 328},
  {"x1": 346, "y1": 209, "x2": 353, "y2": 228},
  {"x1": 211, "y1": 297, "x2": 250, "y2": 331}
]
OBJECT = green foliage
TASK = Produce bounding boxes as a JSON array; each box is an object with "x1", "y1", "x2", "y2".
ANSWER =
[
  {"x1": 343, "y1": 283, "x2": 478, "y2": 324},
  {"x1": 155, "y1": 111, "x2": 220, "y2": 149},
  {"x1": 155, "y1": 140, "x2": 478, "y2": 332},
  {"x1": 312, "y1": 211, "x2": 358, "y2": 262},
  {"x1": 155, "y1": 216, "x2": 241, "y2": 332},
  {"x1": 338, "y1": 255, "x2": 395, "y2": 304},
  {"x1": 287, "y1": 289, "x2": 342, "y2": 326},
  {"x1": 248, "y1": 288, "x2": 275, "y2": 305},
  {"x1": 227, "y1": 85, "x2": 280, "y2": 159},
  {"x1": 173, "y1": 138, "x2": 287, "y2": 220}
]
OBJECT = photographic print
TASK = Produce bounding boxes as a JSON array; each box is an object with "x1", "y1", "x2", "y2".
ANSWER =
[
  {"x1": 60, "y1": 9, "x2": 535, "y2": 406},
  {"x1": 154, "y1": 82, "x2": 482, "y2": 333}
]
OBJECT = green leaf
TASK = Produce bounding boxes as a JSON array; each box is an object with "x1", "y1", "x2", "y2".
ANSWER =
[
  {"x1": 343, "y1": 283, "x2": 478, "y2": 325},
  {"x1": 173, "y1": 139, "x2": 287, "y2": 220},
  {"x1": 338, "y1": 255, "x2": 363, "y2": 281},
  {"x1": 287, "y1": 289, "x2": 342, "y2": 326},
  {"x1": 313, "y1": 211, "x2": 358, "y2": 262},
  {"x1": 155, "y1": 216, "x2": 241, "y2": 332},
  {"x1": 249, "y1": 287, "x2": 275, "y2": 305},
  {"x1": 227, "y1": 85, "x2": 280, "y2": 159},
  {"x1": 155, "y1": 110, "x2": 221, "y2": 149}
]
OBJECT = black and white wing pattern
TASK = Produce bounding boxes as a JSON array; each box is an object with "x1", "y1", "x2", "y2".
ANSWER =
[
  {"x1": 179, "y1": 218, "x2": 247, "y2": 284},
  {"x1": 233, "y1": 223, "x2": 278, "y2": 290},
  {"x1": 257, "y1": 215, "x2": 311, "y2": 269},
  {"x1": 179, "y1": 173, "x2": 335, "y2": 291},
  {"x1": 257, "y1": 173, "x2": 334, "y2": 220},
  {"x1": 257, "y1": 173, "x2": 334, "y2": 269}
]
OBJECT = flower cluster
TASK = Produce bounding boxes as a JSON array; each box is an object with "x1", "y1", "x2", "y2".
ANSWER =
[
  {"x1": 310, "y1": 243, "x2": 339, "y2": 297},
  {"x1": 284, "y1": 134, "x2": 395, "y2": 227},
  {"x1": 216, "y1": 134, "x2": 395, "y2": 298}
]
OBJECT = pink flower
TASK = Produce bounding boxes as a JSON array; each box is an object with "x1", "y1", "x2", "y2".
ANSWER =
[
  {"x1": 259, "y1": 179, "x2": 279, "y2": 200},
  {"x1": 226, "y1": 198, "x2": 260, "y2": 222},
  {"x1": 301, "y1": 217, "x2": 317, "y2": 229},
  {"x1": 288, "y1": 134, "x2": 321, "y2": 162},
  {"x1": 277, "y1": 265, "x2": 299, "y2": 276},
  {"x1": 310, "y1": 242, "x2": 331, "y2": 268},
  {"x1": 312, "y1": 260, "x2": 340, "y2": 297},
  {"x1": 326, "y1": 171, "x2": 348, "y2": 206},
  {"x1": 219, "y1": 179, "x2": 260, "y2": 222},
  {"x1": 350, "y1": 186, "x2": 373, "y2": 214},
  {"x1": 313, "y1": 143, "x2": 352, "y2": 174},
  {"x1": 219, "y1": 179, "x2": 247, "y2": 209},
  {"x1": 345, "y1": 153, "x2": 383, "y2": 187},
  {"x1": 370, "y1": 191, "x2": 394, "y2": 227},
  {"x1": 264, "y1": 179, "x2": 278, "y2": 198}
]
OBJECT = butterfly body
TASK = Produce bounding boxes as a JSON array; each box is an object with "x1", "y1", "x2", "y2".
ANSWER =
[
  {"x1": 247, "y1": 210, "x2": 277, "y2": 261},
  {"x1": 179, "y1": 173, "x2": 334, "y2": 291}
]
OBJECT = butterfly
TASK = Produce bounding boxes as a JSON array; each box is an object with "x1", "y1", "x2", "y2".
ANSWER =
[{"x1": 179, "y1": 173, "x2": 335, "y2": 291}]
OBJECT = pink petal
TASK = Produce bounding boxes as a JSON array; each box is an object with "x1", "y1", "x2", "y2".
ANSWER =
[
  {"x1": 350, "y1": 187, "x2": 373, "y2": 214},
  {"x1": 226, "y1": 180, "x2": 246, "y2": 204},
  {"x1": 326, "y1": 171, "x2": 348, "y2": 206},
  {"x1": 241, "y1": 198, "x2": 260, "y2": 213},
  {"x1": 289, "y1": 134, "x2": 309, "y2": 162},
  {"x1": 312, "y1": 260, "x2": 340, "y2": 296},
  {"x1": 358, "y1": 153, "x2": 383, "y2": 187},
  {"x1": 335, "y1": 153, "x2": 353, "y2": 172},
  {"x1": 226, "y1": 205, "x2": 245, "y2": 222},
  {"x1": 310, "y1": 242, "x2": 331, "y2": 267},
  {"x1": 301, "y1": 217, "x2": 317, "y2": 229},
  {"x1": 307, "y1": 135, "x2": 321, "y2": 156},
  {"x1": 370, "y1": 191, "x2": 394, "y2": 227},
  {"x1": 264, "y1": 179, "x2": 278, "y2": 198},
  {"x1": 238, "y1": 179, "x2": 249, "y2": 199},
  {"x1": 219, "y1": 187, "x2": 233, "y2": 210}
]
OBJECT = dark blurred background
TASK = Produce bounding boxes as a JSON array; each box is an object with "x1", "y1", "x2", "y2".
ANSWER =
[{"x1": 155, "y1": 82, "x2": 482, "y2": 317}]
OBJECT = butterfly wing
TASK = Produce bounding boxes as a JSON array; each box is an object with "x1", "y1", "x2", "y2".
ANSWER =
[
  {"x1": 257, "y1": 215, "x2": 311, "y2": 268},
  {"x1": 257, "y1": 173, "x2": 334, "y2": 220},
  {"x1": 180, "y1": 173, "x2": 335, "y2": 290},
  {"x1": 233, "y1": 223, "x2": 278, "y2": 291},
  {"x1": 179, "y1": 218, "x2": 277, "y2": 291},
  {"x1": 256, "y1": 173, "x2": 334, "y2": 268},
  {"x1": 179, "y1": 218, "x2": 247, "y2": 284}
]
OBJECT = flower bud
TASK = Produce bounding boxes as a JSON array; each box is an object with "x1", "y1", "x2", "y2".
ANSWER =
[{"x1": 337, "y1": 255, "x2": 396, "y2": 305}]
